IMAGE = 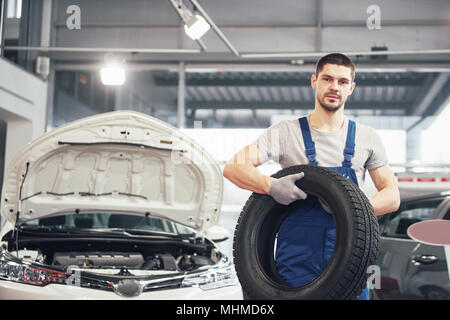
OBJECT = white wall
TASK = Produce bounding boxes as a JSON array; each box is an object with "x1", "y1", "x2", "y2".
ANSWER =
[
  {"x1": 421, "y1": 100, "x2": 450, "y2": 164},
  {"x1": 0, "y1": 57, "x2": 48, "y2": 173}
]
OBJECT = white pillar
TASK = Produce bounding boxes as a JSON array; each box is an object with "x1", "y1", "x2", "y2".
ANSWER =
[{"x1": 177, "y1": 61, "x2": 185, "y2": 128}]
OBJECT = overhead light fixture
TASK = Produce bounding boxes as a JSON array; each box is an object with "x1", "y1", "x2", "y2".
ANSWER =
[
  {"x1": 184, "y1": 14, "x2": 210, "y2": 40},
  {"x1": 7, "y1": 0, "x2": 22, "y2": 19},
  {"x1": 100, "y1": 61, "x2": 126, "y2": 86}
]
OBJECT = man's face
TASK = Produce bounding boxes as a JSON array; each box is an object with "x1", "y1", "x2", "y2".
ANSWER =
[{"x1": 311, "y1": 63, "x2": 355, "y2": 112}]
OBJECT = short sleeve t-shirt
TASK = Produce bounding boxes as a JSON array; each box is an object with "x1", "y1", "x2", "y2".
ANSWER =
[{"x1": 252, "y1": 116, "x2": 388, "y2": 187}]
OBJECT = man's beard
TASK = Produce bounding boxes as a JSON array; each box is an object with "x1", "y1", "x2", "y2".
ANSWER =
[{"x1": 317, "y1": 94, "x2": 344, "y2": 112}]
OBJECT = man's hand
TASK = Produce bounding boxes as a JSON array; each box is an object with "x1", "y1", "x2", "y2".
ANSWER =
[{"x1": 268, "y1": 172, "x2": 308, "y2": 205}]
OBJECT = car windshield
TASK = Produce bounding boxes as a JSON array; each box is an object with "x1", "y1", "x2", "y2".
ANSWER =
[{"x1": 20, "y1": 212, "x2": 197, "y2": 237}]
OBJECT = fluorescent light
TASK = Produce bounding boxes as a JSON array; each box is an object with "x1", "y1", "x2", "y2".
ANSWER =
[
  {"x1": 16, "y1": 0, "x2": 22, "y2": 18},
  {"x1": 100, "y1": 63, "x2": 125, "y2": 86},
  {"x1": 7, "y1": 0, "x2": 22, "y2": 18},
  {"x1": 184, "y1": 14, "x2": 210, "y2": 40}
]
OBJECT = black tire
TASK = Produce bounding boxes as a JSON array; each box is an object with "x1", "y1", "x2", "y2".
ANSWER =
[{"x1": 233, "y1": 165, "x2": 380, "y2": 300}]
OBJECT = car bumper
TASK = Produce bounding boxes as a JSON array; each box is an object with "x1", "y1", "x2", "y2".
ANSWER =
[{"x1": 0, "y1": 280, "x2": 244, "y2": 300}]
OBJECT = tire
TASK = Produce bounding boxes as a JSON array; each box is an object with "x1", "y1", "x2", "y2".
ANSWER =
[{"x1": 233, "y1": 165, "x2": 380, "y2": 300}]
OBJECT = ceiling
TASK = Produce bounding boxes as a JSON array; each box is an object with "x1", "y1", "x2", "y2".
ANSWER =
[{"x1": 29, "y1": 0, "x2": 449, "y2": 65}]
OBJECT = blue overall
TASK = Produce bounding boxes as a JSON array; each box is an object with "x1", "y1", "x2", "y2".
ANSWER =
[{"x1": 275, "y1": 116, "x2": 369, "y2": 300}]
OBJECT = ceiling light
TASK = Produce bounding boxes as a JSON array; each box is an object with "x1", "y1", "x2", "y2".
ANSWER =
[
  {"x1": 184, "y1": 14, "x2": 210, "y2": 40},
  {"x1": 100, "y1": 62, "x2": 126, "y2": 86}
]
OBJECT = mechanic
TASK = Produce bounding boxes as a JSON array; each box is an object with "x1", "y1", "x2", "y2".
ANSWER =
[{"x1": 223, "y1": 53, "x2": 401, "y2": 300}]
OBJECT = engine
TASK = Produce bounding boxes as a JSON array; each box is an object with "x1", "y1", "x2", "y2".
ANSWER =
[{"x1": 10, "y1": 248, "x2": 220, "y2": 272}]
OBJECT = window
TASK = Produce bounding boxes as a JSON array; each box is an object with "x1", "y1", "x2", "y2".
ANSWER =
[
  {"x1": 6, "y1": 0, "x2": 21, "y2": 19},
  {"x1": 381, "y1": 199, "x2": 443, "y2": 239}
]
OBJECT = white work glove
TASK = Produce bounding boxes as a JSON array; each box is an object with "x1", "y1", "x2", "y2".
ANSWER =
[{"x1": 268, "y1": 172, "x2": 307, "y2": 205}]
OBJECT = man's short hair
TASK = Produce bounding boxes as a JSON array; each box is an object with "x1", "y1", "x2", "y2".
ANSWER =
[{"x1": 315, "y1": 53, "x2": 355, "y2": 81}]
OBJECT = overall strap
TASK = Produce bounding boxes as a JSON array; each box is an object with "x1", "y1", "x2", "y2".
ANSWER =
[
  {"x1": 342, "y1": 119, "x2": 356, "y2": 167},
  {"x1": 299, "y1": 117, "x2": 318, "y2": 165}
]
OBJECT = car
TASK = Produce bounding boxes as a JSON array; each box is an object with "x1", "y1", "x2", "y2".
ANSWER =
[
  {"x1": 0, "y1": 110, "x2": 243, "y2": 300},
  {"x1": 374, "y1": 191, "x2": 450, "y2": 300}
]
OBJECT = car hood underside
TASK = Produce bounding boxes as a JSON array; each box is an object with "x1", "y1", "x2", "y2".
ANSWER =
[{"x1": 0, "y1": 111, "x2": 223, "y2": 233}]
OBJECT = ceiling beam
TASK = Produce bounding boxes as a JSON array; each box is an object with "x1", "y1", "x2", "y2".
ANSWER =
[
  {"x1": 154, "y1": 76, "x2": 429, "y2": 87},
  {"x1": 6, "y1": 46, "x2": 450, "y2": 64},
  {"x1": 52, "y1": 61, "x2": 450, "y2": 72},
  {"x1": 186, "y1": 100, "x2": 410, "y2": 111}
]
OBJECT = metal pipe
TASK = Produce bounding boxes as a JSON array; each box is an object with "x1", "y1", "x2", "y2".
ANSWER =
[
  {"x1": 177, "y1": 61, "x2": 186, "y2": 128},
  {"x1": 315, "y1": 0, "x2": 322, "y2": 52},
  {"x1": 40, "y1": 0, "x2": 52, "y2": 47},
  {"x1": 49, "y1": 20, "x2": 450, "y2": 29},
  {"x1": 6, "y1": 47, "x2": 449, "y2": 59},
  {"x1": 195, "y1": 38, "x2": 208, "y2": 52},
  {"x1": 0, "y1": 0, "x2": 5, "y2": 56},
  {"x1": 3, "y1": 45, "x2": 201, "y2": 54},
  {"x1": 52, "y1": 62, "x2": 450, "y2": 73},
  {"x1": 189, "y1": 0, "x2": 240, "y2": 57}
]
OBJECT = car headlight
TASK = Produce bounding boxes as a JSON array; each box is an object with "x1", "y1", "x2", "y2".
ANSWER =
[
  {"x1": 0, "y1": 259, "x2": 67, "y2": 286},
  {"x1": 180, "y1": 263, "x2": 239, "y2": 290}
]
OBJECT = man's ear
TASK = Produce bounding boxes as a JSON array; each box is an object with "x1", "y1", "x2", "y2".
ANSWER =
[{"x1": 311, "y1": 74, "x2": 317, "y2": 91}]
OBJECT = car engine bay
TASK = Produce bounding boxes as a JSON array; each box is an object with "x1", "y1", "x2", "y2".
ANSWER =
[{"x1": 5, "y1": 235, "x2": 223, "y2": 274}]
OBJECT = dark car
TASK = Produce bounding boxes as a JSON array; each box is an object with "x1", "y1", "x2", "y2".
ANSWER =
[{"x1": 374, "y1": 191, "x2": 450, "y2": 300}]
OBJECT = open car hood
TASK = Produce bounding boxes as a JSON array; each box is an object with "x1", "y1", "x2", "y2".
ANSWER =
[{"x1": 0, "y1": 111, "x2": 223, "y2": 233}]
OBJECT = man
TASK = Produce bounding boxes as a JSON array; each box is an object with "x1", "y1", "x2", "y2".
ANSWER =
[{"x1": 223, "y1": 53, "x2": 400, "y2": 300}]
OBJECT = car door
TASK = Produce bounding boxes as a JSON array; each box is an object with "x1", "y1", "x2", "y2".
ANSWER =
[
  {"x1": 376, "y1": 197, "x2": 445, "y2": 299},
  {"x1": 402, "y1": 197, "x2": 450, "y2": 300}
]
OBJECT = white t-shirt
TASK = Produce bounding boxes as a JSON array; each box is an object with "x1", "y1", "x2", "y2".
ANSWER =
[{"x1": 252, "y1": 116, "x2": 388, "y2": 187}]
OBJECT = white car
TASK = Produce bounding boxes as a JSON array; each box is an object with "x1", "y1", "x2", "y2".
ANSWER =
[{"x1": 0, "y1": 111, "x2": 243, "y2": 300}]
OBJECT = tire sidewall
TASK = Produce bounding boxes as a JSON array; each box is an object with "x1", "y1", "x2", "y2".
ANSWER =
[{"x1": 233, "y1": 165, "x2": 376, "y2": 300}]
